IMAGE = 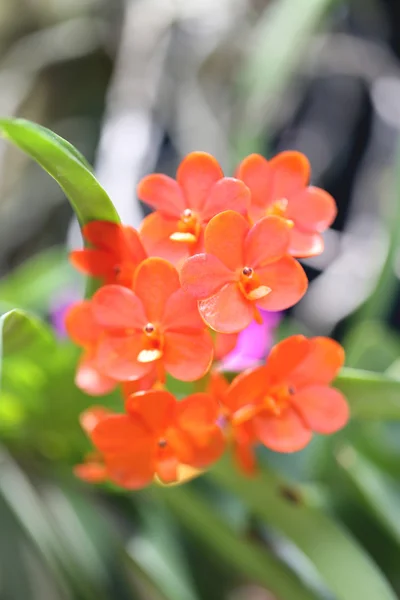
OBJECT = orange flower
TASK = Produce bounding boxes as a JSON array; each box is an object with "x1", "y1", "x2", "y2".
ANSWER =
[
  {"x1": 79, "y1": 390, "x2": 224, "y2": 488},
  {"x1": 74, "y1": 406, "x2": 111, "y2": 484},
  {"x1": 220, "y1": 335, "x2": 348, "y2": 473},
  {"x1": 70, "y1": 221, "x2": 146, "y2": 286},
  {"x1": 65, "y1": 301, "x2": 117, "y2": 396},
  {"x1": 180, "y1": 210, "x2": 308, "y2": 333},
  {"x1": 92, "y1": 257, "x2": 214, "y2": 382},
  {"x1": 138, "y1": 152, "x2": 250, "y2": 265},
  {"x1": 236, "y1": 152, "x2": 337, "y2": 257}
]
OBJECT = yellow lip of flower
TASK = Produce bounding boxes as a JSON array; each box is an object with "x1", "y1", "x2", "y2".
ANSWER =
[{"x1": 170, "y1": 208, "x2": 201, "y2": 243}]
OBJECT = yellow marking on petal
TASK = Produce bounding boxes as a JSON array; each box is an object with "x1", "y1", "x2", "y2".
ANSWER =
[
  {"x1": 169, "y1": 232, "x2": 197, "y2": 243},
  {"x1": 154, "y1": 464, "x2": 203, "y2": 487},
  {"x1": 137, "y1": 348, "x2": 163, "y2": 363},
  {"x1": 246, "y1": 285, "x2": 271, "y2": 301}
]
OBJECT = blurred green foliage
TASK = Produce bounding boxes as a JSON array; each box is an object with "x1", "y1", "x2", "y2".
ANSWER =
[{"x1": 2, "y1": 0, "x2": 400, "y2": 599}]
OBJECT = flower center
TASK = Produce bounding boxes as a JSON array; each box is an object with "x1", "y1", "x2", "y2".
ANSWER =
[
  {"x1": 266, "y1": 198, "x2": 294, "y2": 228},
  {"x1": 170, "y1": 209, "x2": 201, "y2": 243},
  {"x1": 238, "y1": 266, "x2": 271, "y2": 301},
  {"x1": 231, "y1": 384, "x2": 295, "y2": 426},
  {"x1": 137, "y1": 323, "x2": 163, "y2": 363},
  {"x1": 158, "y1": 438, "x2": 167, "y2": 448},
  {"x1": 262, "y1": 384, "x2": 295, "y2": 416}
]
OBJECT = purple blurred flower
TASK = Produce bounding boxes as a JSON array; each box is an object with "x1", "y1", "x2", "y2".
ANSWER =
[
  {"x1": 221, "y1": 310, "x2": 282, "y2": 371},
  {"x1": 49, "y1": 293, "x2": 79, "y2": 338}
]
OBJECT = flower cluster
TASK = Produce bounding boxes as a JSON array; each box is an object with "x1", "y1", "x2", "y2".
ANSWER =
[{"x1": 67, "y1": 151, "x2": 348, "y2": 489}]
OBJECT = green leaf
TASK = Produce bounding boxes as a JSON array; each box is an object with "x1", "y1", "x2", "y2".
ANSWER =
[
  {"x1": 342, "y1": 321, "x2": 400, "y2": 372},
  {"x1": 128, "y1": 495, "x2": 201, "y2": 600},
  {"x1": 335, "y1": 367, "x2": 400, "y2": 420},
  {"x1": 210, "y1": 458, "x2": 397, "y2": 600},
  {"x1": 158, "y1": 486, "x2": 321, "y2": 600},
  {"x1": 336, "y1": 445, "x2": 400, "y2": 548},
  {"x1": 0, "y1": 118, "x2": 120, "y2": 226},
  {"x1": 0, "y1": 309, "x2": 55, "y2": 364}
]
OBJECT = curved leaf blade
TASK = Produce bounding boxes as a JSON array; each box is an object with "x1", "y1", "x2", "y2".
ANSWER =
[
  {"x1": 211, "y1": 459, "x2": 397, "y2": 600},
  {"x1": 337, "y1": 445, "x2": 400, "y2": 547},
  {"x1": 0, "y1": 118, "x2": 120, "y2": 226},
  {"x1": 158, "y1": 486, "x2": 320, "y2": 600},
  {"x1": 335, "y1": 368, "x2": 400, "y2": 420},
  {"x1": 0, "y1": 309, "x2": 54, "y2": 357}
]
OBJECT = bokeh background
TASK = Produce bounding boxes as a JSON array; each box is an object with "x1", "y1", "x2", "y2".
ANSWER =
[{"x1": 2, "y1": 0, "x2": 400, "y2": 598}]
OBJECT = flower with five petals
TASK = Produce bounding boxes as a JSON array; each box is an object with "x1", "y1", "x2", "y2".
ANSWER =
[
  {"x1": 138, "y1": 152, "x2": 250, "y2": 265},
  {"x1": 220, "y1": 335, "x2": 349, "y2": 473},
  {"x1": 92, "y1": 257, "x2": 214, "y2": 382},
  {"x1": 82, "y1": 390, "x2": 224, "y2": 488},
  {"x1": 236, "y1": 152, "x2": 337, "y2": 257},
  {"x1": 180, "y1": 210, "x2": 307, "y2": 333}
]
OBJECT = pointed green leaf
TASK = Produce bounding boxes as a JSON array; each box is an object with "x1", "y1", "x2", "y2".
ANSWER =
[
  {"x1": 211, "y1": 459, "x2": 396, "y2": 600},
  {"x1": 335, "y1": 367, "x2": 400, "y2": 420},
  {"x1": 158, "y1": 486, "x2": 321, "y2": 600},
  {"x1": 337, "y1": 445, "x2": 400, "y2": 547},
  {"x1": 0, "y1": 309, "x2": 55, "y2": 388},
  {"x1": 0, "y1": 118, "x2": 120, "y2": 226},
  {"x1": 0, "y1": 309, "x2": 55, "y2": 359}
]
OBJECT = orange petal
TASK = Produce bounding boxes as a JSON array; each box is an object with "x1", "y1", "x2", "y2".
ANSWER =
[
  {"x1": 83, "y1": 221, "x2": 126, "y2": 252},
  {"x1": 222, "y1": 366, "x2": 267, "y2": 414},
  {"x1": 236, "y1": 153, "x2": 270, "y2": 207},
  {"x1": 121, "y1": 373, "x2": 158, "y2": 398},
  {"x1": 237, "y1": 152, "x2": 310, "y2": 209},
  {"x1": 264, "y1": 335, "x2": 310, "y2": 384},
  {"x1": 163, "y1": 330, "x2": 214, "y2": 381},
  {"x1": 96, "y1": 336, "x2": 153, "y2": 381},
  {"x1": 289, "y1": 229, "x2": 324, "y2": 258},
  {"x1": 207, "y1": 370, "x2": 230, "y2": 399},
  {"x1": 163, "y1": 289, "x2": 205, "y2": 331},
  {"x1": 204, "y1": 210, "x2": 249, "y2": 270},
  {"x1": 244, "y1": 216, "x2": 291, "y2": 268},
  {"x1": 80, "y1": 406, "x2": 112, "y2": 436},
  {"x1": 134, "y1": 257, "x2": 180, "y2": 322},
  {"x1": 289, "y1": 337, "x2": 345, "y2": 388},
  {"x1": 123, "y1": 226, "x2": 147, "y2": 263},
  {"x1": 137, "y1": 173, "x2": 186, "y2": 217},
  {"x1": 291, "y1": 385, "x2": 349, "y2": 434},
  {"x1": 286, "y1": 187, "x2": 337, "y2": 233},
  {"x1": 76, "y1": 355, "x2": 117, "y2": 396},
  {"x1": 180, "y1": 253, "x2": 233, "y2": 299},
  {"x1": 92, "y1": 413, "x2": 151, "y2": 454},
  {"x1": 65, "y1": 301, "x2": 100, "y2": 346},
  {"x1": 156, "y1": 447, "x2": 179, "y2": 483},
  {"x1": 177, "y1": 151, "x2": 223, "y2": 212},
  {"x1": 125, "y1": 389, "x2": 176, "y2": 435},
  {"x1": 177, "y1": 393, "x2": 220, "y2": 438},
  {"x1": 190, "y1": 426, "x2": 225, "y2": 469},
  {"x1": 255, "y1": 256, "x2": 308, "y2": 311},
  {"x1": 234, "y1": 440, "x2": 257, "y2": 475},
  {"x1": 253, "y1": 407, "x2": 312, "y2": 453},
  {"x1": 214, "y1": 332, "x2": 238, "y2": 361},
  {"x1": 105, "y1": 452, "x2": 155, "y2": 490},
  {"x1": 267, "y1": 151, "x2": 310, "y2": 200},
  {"x1": 70, "y1": 249, "x2": 116, "y2": 280},
  {"x1": 140, "y1": 212, "x2": 190, "y2": 265},
  {"x1": 74, "y1": 461, "x2": 108, "y2": 484},
  {"x1": 92, "y1": 285, "x2": 147, "y2": 329},
  {"x1": 198, "y1": 282, "x2": 254, "y2": 333},
  {"x1": 201, "y1": 177, "x2": 250, "y2": 222}
]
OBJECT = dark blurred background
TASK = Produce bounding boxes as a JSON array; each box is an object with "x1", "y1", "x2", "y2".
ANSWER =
[
  {"x1": 2, "y1": 0, "x2": 400, "y2": 339},
  {"x1": 2, "y1": 1, "x2": 400, "y2": 599}
]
